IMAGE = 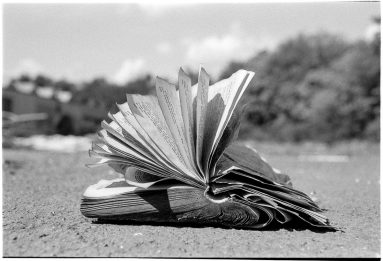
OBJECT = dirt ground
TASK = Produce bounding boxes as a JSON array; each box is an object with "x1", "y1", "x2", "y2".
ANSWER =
[{"x1": 2, "y1": 142, "x2": 380, "y2": 257}]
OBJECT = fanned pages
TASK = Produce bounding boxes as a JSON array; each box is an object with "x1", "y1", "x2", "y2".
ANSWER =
[{"x1": 81, "y1": 67, "x2": 336, "y2": 230}]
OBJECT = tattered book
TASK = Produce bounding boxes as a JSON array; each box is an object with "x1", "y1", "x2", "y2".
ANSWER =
[{"x1": 81, "y1": 67, "x2": 334, "y2": 230}]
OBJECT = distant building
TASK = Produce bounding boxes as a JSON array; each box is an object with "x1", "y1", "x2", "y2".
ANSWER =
[{"x1": 3, "y1": 81, "x2": 108, "y2": 135}]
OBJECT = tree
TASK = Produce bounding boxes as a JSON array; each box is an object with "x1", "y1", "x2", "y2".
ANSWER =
[
  {"x1": 72, "y1": 75, "x2": 155, "y2": 111},
  {"x1": 34, "y1": 74, "x2": 53, "y2": 87},
  {"x1": 219, "y1": 31, "x2": 380, "y2": 142},
  {"x1": 54, "y1": 79, "x2": 76, "y2": 92}
]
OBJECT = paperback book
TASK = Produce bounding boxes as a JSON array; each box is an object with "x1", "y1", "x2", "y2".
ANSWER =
[{"x1": 81, "y1": 67, "x2": 334, "y2": 230}]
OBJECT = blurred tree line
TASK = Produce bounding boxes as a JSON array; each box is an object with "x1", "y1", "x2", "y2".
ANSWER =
[
  {"x1": 70, "y1": 75, "x2": 155, "y2": 108},
  {"x1": 5, "y1": 19, "x2": 379, "y2": 142},
  {"x1": 221, "y1": 23, "x2": 380, "y2": 142},
  {"x1": 7, "y1": 73, "x2": 155, "y2": 109}
]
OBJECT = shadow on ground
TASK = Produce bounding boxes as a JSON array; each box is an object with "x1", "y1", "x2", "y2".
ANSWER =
[{"x1": 93, "y1": 217, "x2": 338, "y2": 233}]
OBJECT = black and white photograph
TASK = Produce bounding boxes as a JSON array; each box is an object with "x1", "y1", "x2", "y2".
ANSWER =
[{"x1": 2, "y1": 1, "x2": 380, "y2": 258}]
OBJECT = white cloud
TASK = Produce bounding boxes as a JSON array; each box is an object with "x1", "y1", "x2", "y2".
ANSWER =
[
  {"x1": 111, "y1": 58, "x2": 148, "y2": 85},
  {"x1": 116, "y1": 3, "x2": 191, "y2": 17},
  {"x1": 365, "y1": 22, "x2": 380, "y2": 42},
  {"x1": 11, "y1": 58, "x2": 44, "y2": 77},
  {"x1": 138, "y1": 4, "x2": 174, "y2": 16},
  {"x1": 156, "y1": 42, "x2": 172, "y2": 54},
  {"x1": 183, "y1": 26, "x2": 274, "y2": 76}
]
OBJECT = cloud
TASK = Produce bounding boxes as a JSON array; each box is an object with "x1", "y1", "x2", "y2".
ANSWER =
[
  {"x1": 183, "y1": 26, "x2": 274, "y2": 76},
  {"x1": 111, "y1": 58, "x2": 148, "y2": 85},
  {"x1": 116, "y1": 3, "x2": 191, "y2": 17},
  {"x1": 365, "y1": 22, "x2": 380, "y2": 42},
  {"x1": 138, "y1": 4, "x2": 175, "y2": 16},
  {"x1": 11, "y1": 58, "x2": 44, "y2": 77},
  {"x1": 156, "y1": 42, "x2": 172, "y2": 54}
]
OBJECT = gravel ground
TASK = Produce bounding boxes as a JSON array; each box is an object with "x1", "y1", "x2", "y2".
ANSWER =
[{"x1": 2, "y1": 142, "x2": 380, "y2": 257}]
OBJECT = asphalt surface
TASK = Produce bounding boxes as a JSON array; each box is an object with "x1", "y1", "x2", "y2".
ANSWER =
[{"x1": 2, "y1": 142, "x2": 380, "y2": 257}]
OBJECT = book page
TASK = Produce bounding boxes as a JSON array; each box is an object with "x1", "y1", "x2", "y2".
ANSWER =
[
  {"x1": 100, "y1": 120, "x2": 172, "y2": 178},
  {"x1": 124, "y1": 167, "x2": 168, "y2": 189},
  {"x1": 88, "y1": 141, "x2": 159, "y2": 173},
  {"x1": 127, "y1": 94, "x2": 204, "y2": 184},
  {"x1": 206, "y1": 104, "x2": 243, "y2": 176},
  {"x1": 195, "y1": 66, "x2": 209, "y2": 177},
  {"x1": 201, "y1": 78, "x2": 229, "y2": 174},
  {"x1": 97, "y1": 129, "x2": 156, "y2": 165},
  {"x1": 116, "y1": 101, "x2": 204, "y2": 188},
  {"x1": 204, "y1": 70, "x2": 255, "y2": 178},
  {"x1": 116, "y1": 102, "x2": 188, "y2": 173},
  {"x1": 109, "y1": 111, "x2": 150, "y2": 152},
  {"x1": 117, "y1": 102, "x2": 169, "y2": 162},
  {"x1": 156, "y1": 77, "x2": 196, "y2": 173},
  {"x1": 88, "y1": 151, "x2": 166, "y2": 177},
  {"x1": 102, "y1": 119, "x2": 152, "y2": 161},
  {"x1": 109, "y1": 110, "x2": 169, "y2": 167},
  {"x1": 178, "y1": 68, "x2": 196, "y2": 165},
  {"x1": 127, "y1": 94, "x2": 184, "y2": 165},
  {"x1": 210, "y1": 71, "x2": 254, "y2": 165},
  {"x1": 94, "y1": 129, "x2": 185, "y2": 181}
]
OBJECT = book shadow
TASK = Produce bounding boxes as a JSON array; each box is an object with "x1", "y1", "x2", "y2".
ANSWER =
[{"x1": 92, "y1": 218, "x2": 336, "y2": 233}]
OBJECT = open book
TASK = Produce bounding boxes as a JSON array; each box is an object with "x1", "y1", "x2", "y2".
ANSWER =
[{"x1": 81, "y1": 67, "x2": 334, "y2": 230}]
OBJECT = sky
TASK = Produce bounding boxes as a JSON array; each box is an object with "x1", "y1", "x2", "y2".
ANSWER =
[{"x1": 3, "y1": 2, "x2": 380, "y2": 84}]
